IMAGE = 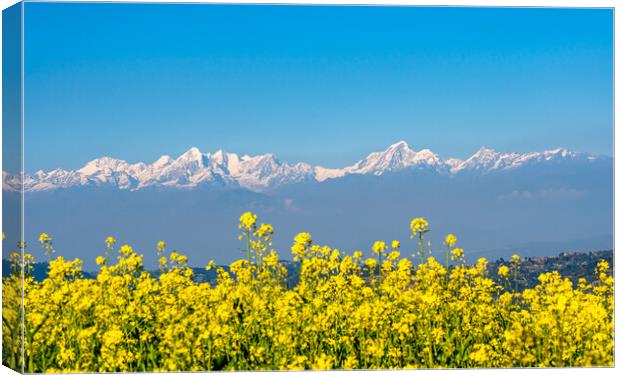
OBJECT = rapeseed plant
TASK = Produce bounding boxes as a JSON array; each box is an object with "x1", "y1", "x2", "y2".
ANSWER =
[{"x1": 1, "y1": 213, "x2": 614, "y2": 371}]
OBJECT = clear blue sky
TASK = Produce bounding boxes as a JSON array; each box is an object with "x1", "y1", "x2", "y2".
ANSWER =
[{"x1": 23, "y1": 3, "x2": 613, "y2": 171}]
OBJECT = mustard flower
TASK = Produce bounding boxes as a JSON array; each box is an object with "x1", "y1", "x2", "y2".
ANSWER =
[
  {"x1": 444, "y1": 234, "x2": 457, "y2": 248},
  {"x1": 372, "y1": 241, "x2": 387, "y2": 255},
  {"x1": 39, "y1": 232, "x2": 51, "y2": 244},
  {"x1": 409, "y1": 217, "x2": 430, "y2": 237},
  {"x1": 239, "y1": 211, "x2": 257, "y2": 231},
  {"x1": 157, "y1": 241, "x2": 166, "y2": 253},
  {"x1": 498, "y1": 265, "x2": 510, "y2": 278},
  {"x1": 105, "y1": 236, "x2": 116, "y2": 247}
]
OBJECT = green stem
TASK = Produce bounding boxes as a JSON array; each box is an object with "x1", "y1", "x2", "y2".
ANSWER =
[
  {"x1": 419, "y1": 233, "x2": 425, "y2": 264},
  {"x1": 246, "y1": 230, "x2": 251, "y2": 264}
]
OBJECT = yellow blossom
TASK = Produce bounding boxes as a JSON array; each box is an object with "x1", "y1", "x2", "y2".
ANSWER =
[
  {"x1": 238, "y1": 211, "x2": 257, "y2": 231},
  {"x1": 444, "y1": 234, "x2": 457, "y2": 247},
  {"x1": 6, "y1": 214, "x2": 613, "y2": 372},
  {"x1": 39, "y1": 232, "x2": 51, "y2": 244},
  {"x1": 498, "y1": 265, "x2": 510, "y2": 278},
  {"x1": 409, "y1": 217, "x2": 430, "y2": 237},
  {"x1": 450, "y1": 247, "x2": 464, "y2": 260},
  {"x1": 105, "y1": 236, "x2": 116, "y2": 247},
  {"x1": 372, "y1": 241, "x2": 387, "y2": 255}
]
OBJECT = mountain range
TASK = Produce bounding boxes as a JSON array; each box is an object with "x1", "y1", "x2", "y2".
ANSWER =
[
  {"x1": 2, "y1": 141, "x2": 612, "y2": 270},
  {"x1": 3, "y1": 141, "x2": 609, "y2": 193}
]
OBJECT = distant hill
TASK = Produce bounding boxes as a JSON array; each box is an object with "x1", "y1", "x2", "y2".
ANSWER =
[
  {"x1": 487, "y1": 249, "x2": 613, "y2": 291},
  {"x1": 3, "y1": 250, "x2": 612, "y2": 291}
]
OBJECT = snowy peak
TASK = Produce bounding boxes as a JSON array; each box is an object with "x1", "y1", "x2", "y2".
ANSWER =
[
  {"x1": 452, "y1": 147, "x2": 505, "y2": 173},
  {"x1": 445, "y1": 158, "x2": 463, "y2": 171},
  {"x1": 450, "y1": 146, "x2": 598, "y2": 174},
  {"x1": 343, "y1": 141, "x2": 445, "y2": 177},
  {"x1": 153, "y1": 155, "x2": 173, "y2": 168},
  {"x1": 413, "y1": 149, "x2": 443, "y2": 166},
  {"x1": 79, "y1": 157, "x2": 129, "y2": 175},
  {"x1": 390, "y1": 140, "x2": 409, "y2": 149},
  {"x1": 176, "y1": 147, "x2": 207, "y2": 168},
  {"x1": 7, "y1": 142, "x2": 608, "y2": 193},
  {"x1": 541, "y1": 148, "x2": 574, "y2": 159},
  {"x1": 179, "y1": 146, "x2": 202, "y2": 160}
]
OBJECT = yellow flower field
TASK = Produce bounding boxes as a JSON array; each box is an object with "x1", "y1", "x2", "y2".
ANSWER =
[{"x1": 2, "y1": 213, "x2": 614, "y2": 372}]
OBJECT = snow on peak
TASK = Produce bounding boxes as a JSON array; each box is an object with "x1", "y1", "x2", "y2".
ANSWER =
[
  {"x1": 471, "y1": 147, "x2": 499, "y2": 160},
  {"x1": 413, "y1": 149, "x2": 442, "y2": 165},
  {"x1": 79, "y1": 157, "x2": 129, "y2": 175},
  {"x1": 348, "y1": 142, "x2": 444, "y2": 176},
  {"x1": 13, "y1": 142, "x2": 605, "y2": 193},
  {"x1": 206, "y1": 150, "x2": 232, "y2": 169},
  {"x1": 450, "y1": 146, "x2": 592, "y2": 174},
  {"x1": 153, "y1": 155, "x2": 173, "y2": 168},
  {"x1": 387, "y1": 140, "x2": 410, "y2": 150},
  {"x1": 542, "y1": 148, "x2": 572, "y2": 159},
  {"x1": 178, "y1": 147, "x2": 204, "y2": 161}
]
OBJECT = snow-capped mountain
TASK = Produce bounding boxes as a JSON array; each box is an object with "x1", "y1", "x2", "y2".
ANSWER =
[
  {"x1": 315, "y1": 141, "x2": 446, "y2": 181},
  {"x1": 3, "y1": 141, "x2": 608, "y2": 193},
  {"x1": 449, "y1": 146, "x2": 593, "y2": 174}
]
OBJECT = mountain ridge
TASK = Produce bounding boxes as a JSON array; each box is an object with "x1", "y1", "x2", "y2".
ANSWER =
[{"x1": 4, "y1": 141, "x2": 610, "y2": 193}]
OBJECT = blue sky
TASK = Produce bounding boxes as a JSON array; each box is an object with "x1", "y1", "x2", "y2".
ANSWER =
[{"x1": 23, "y1": 3, "x2": 613, "y2": 171}]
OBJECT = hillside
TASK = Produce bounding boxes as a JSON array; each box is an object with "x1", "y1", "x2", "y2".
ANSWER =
[
  {"x1": 487, "y1": 249, "x2": 613, "y2": 291},
  {"x1": 3, "y1": 249, "x2": 613, "y2": 288}
]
